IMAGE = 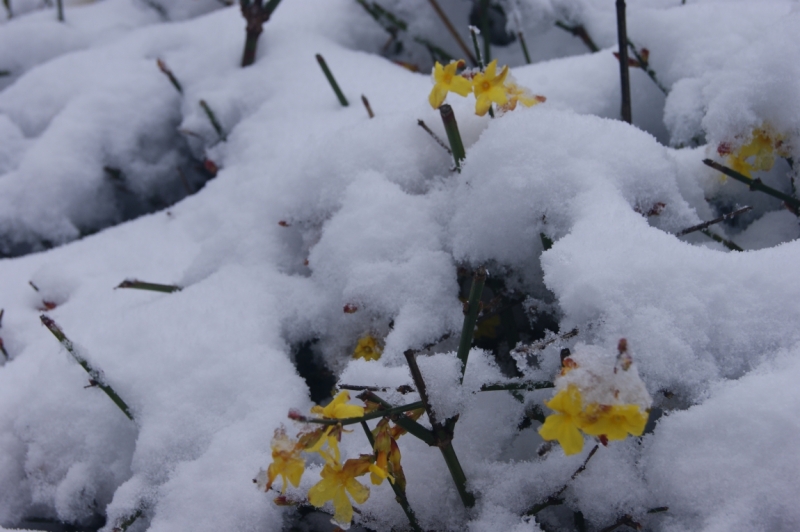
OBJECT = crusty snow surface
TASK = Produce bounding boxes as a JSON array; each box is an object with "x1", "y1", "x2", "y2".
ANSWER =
[{"x1": 1, "y1": 0, "x2": 800, "y2": 531}]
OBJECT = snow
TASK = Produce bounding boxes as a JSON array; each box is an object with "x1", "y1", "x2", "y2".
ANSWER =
[{"x1": 1, "y1": 0, "x2": 799, "y2": 531}]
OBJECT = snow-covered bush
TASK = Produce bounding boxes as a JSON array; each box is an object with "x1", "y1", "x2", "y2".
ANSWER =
[{"x1": 1, "y1": 0, "x2": 799, "y2": 531}]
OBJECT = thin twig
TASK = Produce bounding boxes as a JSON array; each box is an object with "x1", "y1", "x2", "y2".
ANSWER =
[
  {"x1": 417, "y1": 119, "x2": 451, "y2": 155},
  {"x1": 469, "y1": 26, "x2": 494, "y2": 118},
  {"x1": 676, "y1": 206, "x2": 751, "y2": 236},
  {"x1": 427, "y1": 0, "x2": 477, "y2": 65},
  {"x1": 457, "y1": 267, "x2": 487, "y2": 382},
  {"x1": 56, "y1": 0, "x2": 63, "y2": 21},
  {"x1": 199, "y1": 100, "x2": 227, "y2": 141},
  {"x1": 361, "y1": 95, "x2": 374, "y2": 118},
  {"x1": 359, "y1": 423, "x2": 422, "y2": 532},
  {"x1": 512, "y1": 328, "x2": 579, "y2": 357},
  {"x1": 703, "y1": 158, "x2": 800, "y2": 214},
  {"x1": 116, "y1": 279, "x2": 182, "y2": 293},
  {"x1": 290, "y1": 401, "x2": 425, "y2": 426},
  {"x1": 700, "y1": 229, "x2": 742, "y2": 252},
  {"x1": 156, "y1": 59, "x2": 183, "y2": 94},
  {"x1": 316, "y1": 54, "x2": 349, "y2": 107},
  {"x1": 40, "y1": 316, "x2": 134, "y2": 421},
  {"x1": 627, "y1": 39, "x2": 668, "y2": 95},
  {"x1": 240, "y1": 0, "x2": 283, "y2": 67},
  {"x1": 479, "y1": 380, "x2": 554, "y2": 392},
  {"x1": 358, "y1": 391, "x2": 435, "y2": 445},
  {"x1": 339, "y1": 383, "x2": 414, "y2": 393},
  {"x1": 526, "y1": 445, "x2": 599, "y2": 516},
  {"x1": 518, "y1": 32, "x2": 532, "y2": 64},
  {"x1": 554, "y1": 21, "x2": 599, "y2": 53},
  {"x1": 403, "y1": 350, "x2": 475, "y2": 508},
  {"x1": 615, "y1": 0, "x2": 632, "y2": 124}
]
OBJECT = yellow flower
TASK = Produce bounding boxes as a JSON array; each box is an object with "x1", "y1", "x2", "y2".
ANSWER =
[
  {"x1": 498, "y1": 82, "x2": 545, "y2": 113},
  {"x1": 308, "y1": 392, "x2": 365, "y2": 462},
  {"x1": 369, "y1": 418, "x2": 404, "y2": 486},
  {"x1": 265, "y1": 428, "x2": 306, "y2": 493},
  {"x1": 538, "y1": 385, "x2": 585, "y2": 455},
  {"x1": 580, "y1": 404, "x2": 648, "y2": 441},
  {"x1": 353, "y1": 335, "x2": 382, "y2": 361},
  {"x1": 472, "y1": 59, "x2": 509, "y2": 116},
  {"x1": 428, "y1": 60, "x2": 472, "y2": 109},
  {"x1": 724, "y1": 127, "x2": 786, "y2": 178},
  {"x1": 308, "y1": 455, "x2": 372, "y2": 527},
  {"x1": 311, "y1": 391, "x2": 365, "y2": 420}
]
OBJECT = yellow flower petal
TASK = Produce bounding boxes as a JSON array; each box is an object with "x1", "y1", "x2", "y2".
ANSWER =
[
  {"x1": 332, "y1": 489, "x2": 355, "y2": 525},
  {"x1": 538, "y1": 385, "x2": 586, "y2": 455},
  {"x1": 472, "y1": 60, "x2": 509, "y2": 115},
  {"x1": 429, "y1": 60, "x2": 471, "y2": 108},
  {"x1": 539, "y1": 413, "x2": 585, "y2": 455}
]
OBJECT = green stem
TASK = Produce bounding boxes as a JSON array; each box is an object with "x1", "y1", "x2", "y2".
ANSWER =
[
  {"x1": 359, "y1": 422, "x2": 423, "y2": 532},
  {"x1": 615, "y1": 0, "x2": 632, "y2": 124},
  {"x1": 518, "y1": 32, "x2": 531, "y2": 64},
  {"x1": 156, "y1": 59, "x2": 183, "y2": 94},
  {"x1": 199, "y1": 100, "x2": 227, "y2": 141},
  {"x1": 316, "y1": 54, "x2": 349, "y2": 106},
  {"x1": 703, "y1": 158, "x2": 800, "y2": 214},
  {"x1": 403, "y1": 350, "x2": 475, "y2": 508},
  {"x1": 470, "y1": 26, "x2": 485, "y2": 69},
  {"x1": 479, "y1": 380, "x2": 554, "y2": 392},
  {"x1": 40, "y1": 316, "x2": 134, "y2": 421},
  {"x1": 457, "y1": 267, "x2": 487, "y2": 382},
  {"x1": 298, "y1": 401, "x2": 425, "y2": 426},
  {"x1": 469, "y1": 27, "x2": 494, "y2": 118},
  {"x1": 360, "y1": 421, "x2": 375, "y2": 446},
  {"x1": 479, "y1": 0, "x2": 491, "y2": 63},
  {"x1": 676, "y1": 205, "x2": 751, "y2": 237},
  {"x1": 359, "y1": 391, "x2": 436, "y2": 446},
  {"x1": 116, "y1": 280, "x2": 182, "y2": 293},
  {"x1": 700, "y1": 229, "x2": 742, "y2": 252},
  {"x1": 439, "y1": 104, "x2": 466, "y2": 170},
  {"x1": 438, "y1": 443, "x2": 475, "y2": 507}
]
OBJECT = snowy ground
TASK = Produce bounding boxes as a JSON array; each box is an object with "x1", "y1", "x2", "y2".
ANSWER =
[{"x1": 1, "y1": 0, "x2": 800, "y2": 531}]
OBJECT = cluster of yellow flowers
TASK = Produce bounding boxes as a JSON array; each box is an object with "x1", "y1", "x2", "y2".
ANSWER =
[
  {"x1": 717, "y1": 126, "x2": 790, "y2": 179},
  {"x1": 261, "y1": 391, "x2": 417, "y2": 528},
  {"x1": 428, "y1": 59, "x2": 545, "y2": 116},
  {"x1": 538, "y1": 344, "x2": 651, "y2": 455}
]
